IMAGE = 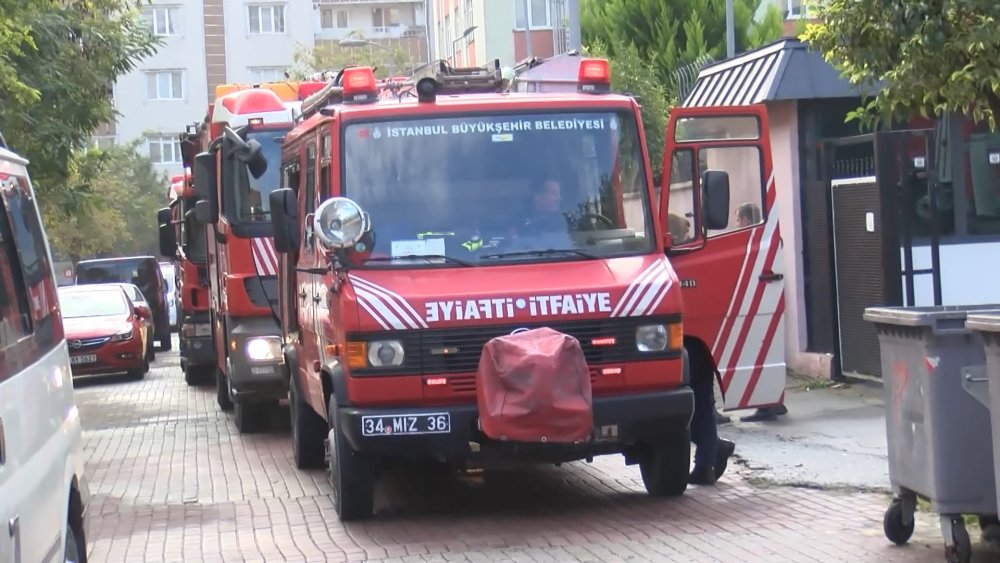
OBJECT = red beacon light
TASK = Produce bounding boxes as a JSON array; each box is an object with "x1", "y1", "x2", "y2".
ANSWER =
[
  {"x1": 340, "y1": 66, "x2": 379, "y2": 103},
  {"x1": 578, "y1": 58, "x2": 611, "y2": 94}
]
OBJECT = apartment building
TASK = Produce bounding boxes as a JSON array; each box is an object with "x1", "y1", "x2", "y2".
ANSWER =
[
  {"x1": 429, "y1": 0, "x2": 573, "y2": 69},
  {"x1": 105, "y1": 0, "x2": 429, "y2": 177}
]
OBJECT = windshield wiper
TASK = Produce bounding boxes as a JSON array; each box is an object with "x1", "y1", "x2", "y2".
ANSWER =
[
  {"x1": 480, "y1": 248, "x2": 598, "y2": 260},
  {"x1": 364, "y1": 254, "x2": 474, "y2": 267}
]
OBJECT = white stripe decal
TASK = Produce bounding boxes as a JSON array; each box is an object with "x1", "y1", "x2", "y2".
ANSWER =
[
  {"x1": 353, "y1": 288, "x2": 408, "y2": 330},
  {"x1": 636, "y1": 277, "x2": 674, "y2": 317},
  {"x1": 716, "y1": 173, "x2": 776, "y2": 371},
  {"x1": 252, "y1": 238, "x2": 277, "y2": 276},
  {"x1": 260, "y1": 238, "x2": 278, "y2": 274},
  {"x1": 355, "y1": 293, "x2": 392, "y2": 330},
  {"x1": 623, "y1": 267, "x2": 672, "y2": 317},
  {"x1": 349, "y1": 275, "x2": 428, "y2": 329},
  {"x1": 612, "y1": 261, "x2": 669, "y2": 317}
]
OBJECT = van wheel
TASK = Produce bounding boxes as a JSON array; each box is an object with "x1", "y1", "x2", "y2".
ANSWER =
[
  {"x1": 184, "y1": 365, "x2": 210, "y2": 386},
  {"x1": 290, "y1": 378, "x2": 326, "y2": 468},
  {"x1": 64, "y1": 520, "x2": 82, "y2": 563},
  {"x1": 146, "y1": 337, "x2": 156, "y2": 362},
  {"x1": 234, "y1": 400, "x2": 272, "y2": 434},
  {"x1": 639, "y1": 428, "x2": 691, "y2": 497},
  {"x1": 216, "y1": 370, "x2": 233, "y2": 412},
  {"x1": 159, "y1": 332, "x2": 172, "y2": 351},
  {"x1": 327, "y1": 401, "x2": 374, "y2": 521}
]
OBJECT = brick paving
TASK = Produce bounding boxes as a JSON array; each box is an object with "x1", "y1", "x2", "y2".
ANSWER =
[{"x1": 74, "y1": 343, "x2": 978, "y2": 562}]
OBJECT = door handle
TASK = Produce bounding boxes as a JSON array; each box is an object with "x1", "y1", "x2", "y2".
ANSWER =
[
  {"x1": 760, "y1": 271, "x2": 784, "y2": 282},
  {"x1": 299, "y1": 290, "x2": 308, "y2": 299}
]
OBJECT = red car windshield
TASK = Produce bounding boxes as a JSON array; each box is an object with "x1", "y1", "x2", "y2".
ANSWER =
[{"x1": 60, "y1": 290, "x2": 129, "y2": 318}]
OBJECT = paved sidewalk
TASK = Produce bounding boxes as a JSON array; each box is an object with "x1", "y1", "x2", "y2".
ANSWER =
[{"x1": 75, "y1": 346, "x2": 971, "y2": 562}]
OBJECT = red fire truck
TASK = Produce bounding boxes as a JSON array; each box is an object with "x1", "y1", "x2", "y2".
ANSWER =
[
  {"x1": 190, "y1": 83, "x2": 323, "y2": 433},
  {"x1": 261, "y1": 60, "x2": 761, "y2": 520},
  {"x1": 158, "y1": 125, "x2": 214, "y2": 386}
]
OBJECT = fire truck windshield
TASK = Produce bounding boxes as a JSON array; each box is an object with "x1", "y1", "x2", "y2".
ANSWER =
[
  {"x1": 232, "y1": 129, "x2": 283, "y2": 223},
  {"x1": 341, "y1": 109, "x2": 654, "y2": 267}
]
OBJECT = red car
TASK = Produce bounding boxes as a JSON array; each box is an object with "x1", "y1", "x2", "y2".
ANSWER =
[{"x1": 58, "y1": 284, "x2": 152, "y2": 379}]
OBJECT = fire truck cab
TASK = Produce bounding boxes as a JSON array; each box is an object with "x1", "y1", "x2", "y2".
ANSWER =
[
  {"x1": 268, "y1": 60, "x2": 716, "y2": 520},
  {"x1": 158, "y1": 132, "x2": 214, "y2": 385}
]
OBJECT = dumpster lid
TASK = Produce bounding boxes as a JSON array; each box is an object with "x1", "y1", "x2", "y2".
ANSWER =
[
  {"x1": 863, "y1": 304, "x2": 1000, "y2": 327},
  {"x1": 967, "y1": 313, "x2": 1000, "y2": 334}
]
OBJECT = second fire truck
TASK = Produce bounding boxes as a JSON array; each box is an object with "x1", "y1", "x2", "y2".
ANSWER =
[{"x1": 190, "y1": 81, "x2": 322, "y2": 433}]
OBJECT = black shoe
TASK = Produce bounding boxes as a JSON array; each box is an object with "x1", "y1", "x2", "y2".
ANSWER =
[
  {"x1": 690, "y1": 464, "x2": 716, "y2": 486},
  {"x1": 715, "y1": 439, "x2": 735, "y2": 480},
  {"x1": 740, "y1": 406, "x2": 785, "y2": 422},
  {"x1": 715, "y1": 410, "x2": 731, "y2": 425}
]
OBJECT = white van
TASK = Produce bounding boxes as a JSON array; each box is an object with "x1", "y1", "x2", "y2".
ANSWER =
[{"x1": 0, "y1": 141, "x2": 90, "y2": 561}]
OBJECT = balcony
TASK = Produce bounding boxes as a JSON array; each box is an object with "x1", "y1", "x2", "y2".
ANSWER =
[{"x1": 315, "y1": 25, "x2": 426, "y2": 41}]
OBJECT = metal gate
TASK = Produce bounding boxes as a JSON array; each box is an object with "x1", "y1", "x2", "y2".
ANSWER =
[{"x1": 811, "y1": 129, "x2": 943, "y2": 379}]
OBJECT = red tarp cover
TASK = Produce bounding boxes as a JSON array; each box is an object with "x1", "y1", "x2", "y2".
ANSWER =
[{"x1": 476, "y1": 327, "x2": 593, "y2": 443}]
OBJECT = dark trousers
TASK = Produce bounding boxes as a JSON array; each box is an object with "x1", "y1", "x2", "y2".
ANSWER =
[{"x1": 689, "y1": 348, "x2": 718, "y2": 469}]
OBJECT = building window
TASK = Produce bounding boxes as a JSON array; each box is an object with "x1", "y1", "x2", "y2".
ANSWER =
[
  {"x1": 514, "y1": 0, "x2": 551, "y2": 30},
  {"x1": 248, "y1": 66, "x2": 287, "y2": 84},
  {"x1": 248, "y1": 4, "x2": 286, "y2": 34},
  {"x1": 784, "y1": 0, "x2": 809, "y2": 19},
  {"x1": 91, "y1": 136, "x2": 115, "y2": 150},
  {"x1": 320, "y1": 7, "x2": 348, "y2": 29},
  {"x1": 145, "y1": 6, "x2": 181, "y2": 36},
  {"x1": 147, "y1": 135, "x2": 182, "y2": 165},
  {"x1": 372, "y1": 7, "x2": 400, "y2": 28},
  {"x1": 145, "y1": 70, "x2": 184, "y2": 100}
]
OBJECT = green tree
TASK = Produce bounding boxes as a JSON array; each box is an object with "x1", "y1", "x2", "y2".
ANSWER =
[
  {"x1": 44, "y1": 141, "x2": 167, "y2": 261},
  {"x1": 289, "y1": 41, "x2": 414, "y2": 81},
  {"x1": 0, "y1": 0, "x2": 158, "y2": 216},
  {"x1": 801, "y1": 1, "x2": 1000, "y2": 131},
  {"x1": 584, "y1": 40, "x2": 676, "y2": 174},
  {"x1": 581, "y1": 0, "x2": 785, "y2": 90}
]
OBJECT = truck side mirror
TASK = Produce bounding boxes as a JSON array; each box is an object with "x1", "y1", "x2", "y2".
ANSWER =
[
  {"x1": 702, "y1": 170, "x2": 730, "y2": 231},
  {"x1": 269, "y1": 188, "x2": 300, "y2": 254},
  {"x1": 193, "y1": 152, "x2": 218, "y2": 221},
  {"x1": 193, "y1": 200, "x2": 213, "y2": 224},
  {"x1": 157, "y1": 207, "x2": 176, "y2": 257},
  {"x1": 242, "y1": 139, "x2": 268, "y2": 180}
]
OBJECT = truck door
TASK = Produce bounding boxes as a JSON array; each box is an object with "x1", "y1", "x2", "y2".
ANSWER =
[{"x1": 659, "y1": 105, "x2": 786, "y2": 411}]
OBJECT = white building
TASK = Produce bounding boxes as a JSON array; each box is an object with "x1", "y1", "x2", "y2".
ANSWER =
[{"x1": 104, "y1": 0, "x2": 429, "y2": 178}]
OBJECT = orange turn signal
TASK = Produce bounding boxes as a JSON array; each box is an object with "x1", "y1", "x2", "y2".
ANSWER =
[
  {"x1": 669, "y1": 322, "x2": 684, "y2": 350},
  {"x1": 346, "y1": 341, "x2": 367, "y2": 369}
]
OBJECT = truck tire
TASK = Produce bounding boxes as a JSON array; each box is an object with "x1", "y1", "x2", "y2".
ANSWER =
[
  {"x1": 639, "y1": 428, "x2": 691, "y2": 497},
  {"x1": 327, "y1": 401, "x2": 374, "y2": 521},
  {"x1": 234, "y1": 400, "x2": 273, "y2": 434},
  {"x1": 159, "y1": 330, "x2": 172, "y2": 351},
  {"x1": 290, "y1": 377, "x2": 326, "y2": 468},
  {"x1": 184, "y1": 364, "x2": 211, "y2": 387}
]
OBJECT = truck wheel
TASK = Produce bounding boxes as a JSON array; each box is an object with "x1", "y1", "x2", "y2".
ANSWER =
[
  {"x1": 234, "y1": 400, "x2": 272, "y2": 434},
  {"x1": 146, "y1": 336, "x2": 156, "y2": 362},
  {"x1": 639, "y1": 428, "x2": 691, "y2": 497},
  {"x1": 327, "y1": 401, "x2": 374, "y2": 521},
  {"x1": 184, "y1": 365, "x2": 210, "y2": 387},
  {"x1": 290, "y1": 378, "x2": 326, "y2": 468},
  {"x1": 216, "y1": 370, "x2": 234, "y2": 412}
]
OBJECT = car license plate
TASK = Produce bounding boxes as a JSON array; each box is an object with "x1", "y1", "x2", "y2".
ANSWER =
[
  {"x1": 70, "y1": 354, "x2": 97, "y2": 365},
  {"x1": 361, "y1": 413, "x2": 451, "y2": 437}
]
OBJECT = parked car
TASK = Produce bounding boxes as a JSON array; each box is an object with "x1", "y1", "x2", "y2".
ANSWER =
[
  {"x1": 0, "y1": 139, "x2": 90, "y2": 561},
  {"x1": 111, "y1": 282, "x2": 157, "y2": 362},
  {"x1": 159, "y1": 261, "x2": 177, "y2": 330},
  {"x1": 74, "y1": 255, "x2": 171, "y2": 351},
  {"x1": 58, "y1": 283, "x2": 151, "y2": 380}
]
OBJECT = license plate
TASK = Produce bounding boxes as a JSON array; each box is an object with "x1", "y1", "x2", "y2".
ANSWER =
[
  {"x1": 361, "y1": 413, "x2": 451, "y2": 437},
  {"x1": 70, "y1": 354, "x2": 97, "y2": 365}
]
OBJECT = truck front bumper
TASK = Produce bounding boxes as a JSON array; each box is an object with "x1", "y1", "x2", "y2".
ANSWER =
[
  {"x1": 336, "y1": 387, "x2": 694, "y2": 462},
  {"x1": 179, "y1": 313, "x2": 214, "y2": 366},
  {"x1": 226, "y1": 315, "x2": 286, "y2": 402}
]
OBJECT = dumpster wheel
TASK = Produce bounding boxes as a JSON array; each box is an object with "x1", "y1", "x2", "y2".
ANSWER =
[
  {"x1": 945, "y1": 516, "x2": 971, "y2": 563},
  {"x1": 883, "y1": 498, "x2": 915, "y2": 545}
]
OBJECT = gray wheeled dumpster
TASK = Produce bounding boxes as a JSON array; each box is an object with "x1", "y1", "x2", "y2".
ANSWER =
[
  {"x1": 864, "y1": 305, "x2": 1000, "y2": 563},
  {"x1": 967, "y1": 312, "x2": 1000, "y2": 523}
]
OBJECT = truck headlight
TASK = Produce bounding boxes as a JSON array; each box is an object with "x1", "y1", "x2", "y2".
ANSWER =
[
  {"x1": 367, "y1": 340, "x2": 404, "y2": 367},
  {"x1": 246, "y1": 336, "x2": 281, "y2": 362},
  {"x1": 634, "y1": 322, "x2": 683, "y2": 352}
]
